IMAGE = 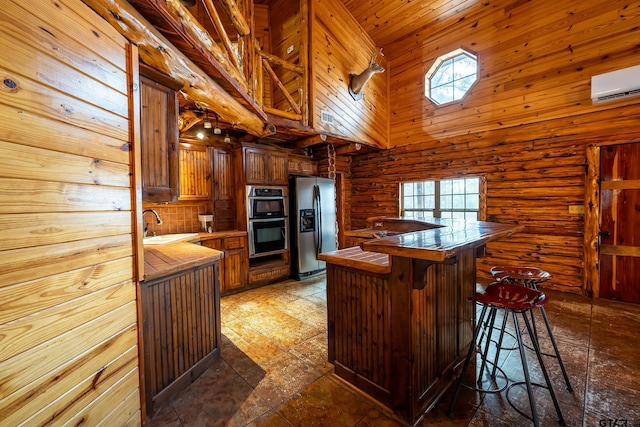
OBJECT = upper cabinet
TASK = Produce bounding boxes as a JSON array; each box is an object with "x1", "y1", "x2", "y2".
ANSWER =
[
  {"x1": 140, "y1": 71, "x2": 181, "y2": 203},
  {"x1": 243, "y1": 145, "x2": 288, "y2": 185},
  {"x1": 178, "y1": 142, "x2": 211, "y2": 201},
  {"x1": 288, "y1": 154, "x2": 318, "y2": 176}
]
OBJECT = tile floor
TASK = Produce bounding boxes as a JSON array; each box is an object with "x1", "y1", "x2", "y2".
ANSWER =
[{"x1": 146, "y1": 275, "x2": 640, "y2": 427}]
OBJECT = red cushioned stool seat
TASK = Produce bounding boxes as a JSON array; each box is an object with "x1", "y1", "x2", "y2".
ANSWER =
[{"x1": 448, "y1": 282, "x2": 566, "y2": 427}]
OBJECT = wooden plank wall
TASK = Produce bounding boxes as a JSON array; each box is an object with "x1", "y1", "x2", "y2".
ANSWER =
[
  {"x1": 347, "y1": 0, "x2": 640, "y2": 295},
  {"x1": 0, "y1": 0, "x2": 141, "y2": 425},
  {"x1": 269, "y1": 0, "x2": 302, "y2": 113},
  {"x1": 310, "y1": 0, "x2": 388, "y2": 148},
  {"x1": 255, "y1": 4, "x2": 273, "y2": 108}
]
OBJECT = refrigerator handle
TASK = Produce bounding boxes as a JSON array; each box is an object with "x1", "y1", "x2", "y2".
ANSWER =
[
  {"x1": 314, "y1": 184, "x2": 321, "y2": 257},
  {"x1": 317, "y1": 185, "x2": 323, "y2": 255}
]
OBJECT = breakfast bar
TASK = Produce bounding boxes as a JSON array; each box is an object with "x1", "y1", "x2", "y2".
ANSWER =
[{"x1": 319, "y1": 218, "x2": 521, "y2": 425}]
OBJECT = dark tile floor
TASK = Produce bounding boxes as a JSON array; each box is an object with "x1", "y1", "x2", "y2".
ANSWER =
[{"x1": 146, "y1": 275, "x2": 640, "y2": 427}]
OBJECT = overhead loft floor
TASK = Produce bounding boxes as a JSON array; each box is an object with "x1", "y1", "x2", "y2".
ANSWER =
[{"x1": 82, "y1": 0, "x2": 386, "y2": 154}]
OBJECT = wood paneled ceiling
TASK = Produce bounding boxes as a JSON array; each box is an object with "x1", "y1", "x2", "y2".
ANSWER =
[{"x1": 341, "y1": 0, "x2": 478, "y2": 59}]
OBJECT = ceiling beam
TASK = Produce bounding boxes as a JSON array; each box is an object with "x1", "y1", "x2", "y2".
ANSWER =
[
  {"x1": 81, "y1": 0, "x2": 275, "y2": 137},
  {"x1": 335, "y1": 142, "x2": 363, "y2": 155},
  {"x1": 294, "y1": 134, "x2": 327, "y2": 149}
]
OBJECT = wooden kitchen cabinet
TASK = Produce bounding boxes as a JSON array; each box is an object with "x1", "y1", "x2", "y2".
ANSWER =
[
  {"x1": 213, "y1": 147, "x2": 236, "y2": 230},
  {"x1": 140, "y1": 260, "x2": 220, "y2": 416},
  {"x1": 140, "y1": 71, "x2": 180, "y2": 202},
  {"x1": 179, "y1": 142, "x2": 211, "y2": 200},
  {"x1": 243, "y1": 145, "x2": 288, "y2": 185},
  {"x1": 288, "y1": 154, "x2": 318, "y2": 176},
  {"x1": 202, "y1": 235, "x2": 248, "y2": 294}
]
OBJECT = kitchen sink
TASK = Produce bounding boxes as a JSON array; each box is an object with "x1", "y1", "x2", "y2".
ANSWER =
[{"x1": 143, "y1": 233, "x2": 199, "y2": 245}]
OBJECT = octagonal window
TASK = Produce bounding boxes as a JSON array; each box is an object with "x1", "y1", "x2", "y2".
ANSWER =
[{"x1": 425, "y1": 48, "x2": 477, "y2": 105}]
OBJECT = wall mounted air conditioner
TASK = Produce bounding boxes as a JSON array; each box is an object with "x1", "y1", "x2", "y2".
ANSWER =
[{"x1": 591, "y1": 64, "x2": 640, "y2": 103}]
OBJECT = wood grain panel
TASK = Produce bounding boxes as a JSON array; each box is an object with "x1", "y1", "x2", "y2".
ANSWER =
[
  {"x1": 141, "y1": 262, "x2": 220, "y2": 416},
  {"x1": 311, "y1": 0, "x2": 388, "y2": 148},
  {"x1": 0, "y1": 327, "x2": 138, "y2": 426},
  {"x1": 0, "y1": 211, "x2": 133, "y2": 251},
  {"x1": 0, "y1": 179, "x2": 131, "y2": 214},
  {"x1": 0, "y1": 0, "x2": 140, "y2": 424},
  {"x1": 179, "y1": 143, "x2": 211, "y2": 200},
  {"x1": 0, "y1": 258, "x2": 133, "y2": 325},
  {"x1": 0, "y1": 103, "x2": 130, "y2": 164},
  {"x1": 270, "y1": 0, "x2": 301, "y2": 113},
  {"x1": 0, "y1": 234, "x2": 133, "y2": 289},
  {"x1": 0, "y1": 140, "x2": 131, "y2": 187},
  {"x1": 327, "y1": 264, "x2": 392, "y2": 401},
  {"x1": 0, "y1": 302, "x2": 137, "y2": 402}
]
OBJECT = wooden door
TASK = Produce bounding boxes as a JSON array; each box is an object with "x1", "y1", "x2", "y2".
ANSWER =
[
  {"x1": 599, "y1": 143, "x2": 640, "y2": 303},
  {"x1": 140, "y1": 75, "x2": 179, "y2": 202},
  {"x1": 213, "y1": 147, "x2": 236, "y2": 230}
]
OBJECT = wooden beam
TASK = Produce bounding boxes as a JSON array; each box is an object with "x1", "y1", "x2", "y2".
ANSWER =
[
  {"x1": 80, "y1": 0, "x2": 274, "y2": 137},
  {"x1": 217, "y1": 0, "x2": 250, "y2": 37},
  {"x1": 294, "y1": 134, "x2": 327, "y2": 149},
  {"x1": 264, "y1": 106, "x2": 302, "y2": 121},
  {"x1": 201, "y1": 0, "x2": 243, "y2": 73},
  {"x1": 178, "y1": 110, "x2": 202, "y2": 132},
  {"x1": 335, "y1": 142, "x2": 362, "y2": 155},
  {"x1": 163, "y1": 0, "x2": 247, "y2": 90},
  {"x1": 584, "y1": 144, "x2": 599, "y2": 297},
  {"x1": 257, "y1": 50, "x2": 305, "y2": 74},
  {"x1": 262, "y1": 59, "x2": 301, "y2": 115}
]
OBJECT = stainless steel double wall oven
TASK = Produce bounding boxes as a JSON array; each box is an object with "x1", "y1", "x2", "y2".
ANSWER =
[{"x1": 246, "y1": 185, "x2": 289, "y2": 258}]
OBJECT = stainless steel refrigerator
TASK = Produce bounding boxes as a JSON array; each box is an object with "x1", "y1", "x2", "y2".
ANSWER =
[{"x1": 290, "y1": 176, "x2": 337, "y2": 279}]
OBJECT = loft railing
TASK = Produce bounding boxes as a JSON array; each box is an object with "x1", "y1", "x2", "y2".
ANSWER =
[{"x1": 255, "y1": 42, "x2": 306, "y2": 123}]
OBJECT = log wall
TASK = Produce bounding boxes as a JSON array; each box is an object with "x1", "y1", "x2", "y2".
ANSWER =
[
  {"x1": 0, "y1": 0, "x2": 141, "y2": 425},
  {"x1": 348, "y1": 0, "x2": 640, "y2": 295},
  {"x1": 310, "y1": 0, "x2": 388, "y2": 148}
]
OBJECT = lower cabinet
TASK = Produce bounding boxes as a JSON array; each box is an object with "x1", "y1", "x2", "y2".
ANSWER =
[
  {"x1": 202, "y1": 235, "x2": 248, "y2": 295},
  {"x1": 140, "y1": 261, "x2": 220, "y2": 417}
]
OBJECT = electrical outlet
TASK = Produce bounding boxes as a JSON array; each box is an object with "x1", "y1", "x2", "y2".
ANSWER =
[
  {"x1": 569, "y1": 205, "x2": 585, "y2": 214},
  {"x1": 287, "y1": 45, "x2": 294, "y2": 54}
]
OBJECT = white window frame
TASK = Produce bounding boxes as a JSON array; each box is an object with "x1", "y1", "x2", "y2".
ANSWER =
[
  {"x1": 400, "y1": 177, "x2": 484, "y2": 220},
  {"x1": 425, "y1": 48, "x2": 478, "y2": 105}
]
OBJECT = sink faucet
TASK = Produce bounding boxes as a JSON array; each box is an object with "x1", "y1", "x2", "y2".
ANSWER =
[{"x1": 143, "y1": 209, "x2": 163, "y2": 237}]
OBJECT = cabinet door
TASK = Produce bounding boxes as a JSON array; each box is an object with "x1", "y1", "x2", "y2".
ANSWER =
[
  {"x1": 223, "y1": 247, "x2": 248, "y2": 293},
  {"x1": 244, "y1": 147, "x2": 270, "y2": 184},
  {"x1": 179, "y1": 143, "x2": 211, "y2": 200},
  {"x1": 213, "y1": 148, "x2": 236, "y2": 230},
  {"x1": 244, "y1": 147, "x2": 289, "y2": 185},
  {"x1": 269, "y1": 152, "x2": 289, "y2": 185},
  {"x1": 140, "y1": 76, "x2": 179, "y2": 202}
]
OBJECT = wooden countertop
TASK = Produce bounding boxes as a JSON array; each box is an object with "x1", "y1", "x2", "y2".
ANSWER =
[
  {"x1": 144, "y1": 241, "x2": 224, "y2": 282},
  {"x1": 361, "y1": 219, "x2": 522, "y2": 262},
  {"x1": 197, "y1": 230, "x2": 247, "y2": 240},
  {"x1": 319, "y1": 246, "x2": 390, "y2": 274}
]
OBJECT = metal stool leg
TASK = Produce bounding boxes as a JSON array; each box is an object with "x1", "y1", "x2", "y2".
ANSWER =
[
  {"x1": 513, "y1": 312, "x2": 541, "y2": 427},
  {"x1": 538, "y1": 306, "x2": 573, "y2": 392},
  {"x1": 448, "y1": 304, "x2": 488, "y2": 417},
  {"x1": 523, "y1": 311, "x2": 566, "y2": 426},
  {"x1": 490, "y1": 309, "x2": 509, "y2": 378}
]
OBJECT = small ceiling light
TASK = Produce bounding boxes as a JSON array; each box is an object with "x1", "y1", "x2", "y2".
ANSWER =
[
  {"x1": 197, "y1": 132, "x2": 204, "y2": 140},
  {"x1": 203, "y1": 111, "x2": 212, "y2": 129},
  {"x1": 224, "y1": 132, "x2": 231, "y2": 143},
  {"x1": 213, "y1": 114, "x2": 221, "y2": 135}
]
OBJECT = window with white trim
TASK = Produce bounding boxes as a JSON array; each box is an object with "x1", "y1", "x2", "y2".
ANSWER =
[
  {"x1": 401, "y1": 177, "x2": 481, "y2": 220},
  {"x1": 425, "y1": 48, "x2": 477, "y2": 105}
]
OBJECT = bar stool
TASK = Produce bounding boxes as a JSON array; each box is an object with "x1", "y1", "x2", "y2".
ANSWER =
[
  {"x1": 490, "y1": 266, "x2": 573, "y2": 392},
  {"x1": 448, "y1": 283, "x2": 566, "y2": 427}
]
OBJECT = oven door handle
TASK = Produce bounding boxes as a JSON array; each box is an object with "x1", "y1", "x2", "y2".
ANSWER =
[{"x1": 248, "y1": 217, "x2": 286, "y2": 223}]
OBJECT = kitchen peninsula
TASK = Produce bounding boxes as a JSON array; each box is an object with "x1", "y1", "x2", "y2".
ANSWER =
[{"x1": 319, "y1": 218, "x2": 521, "y2": 425}]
